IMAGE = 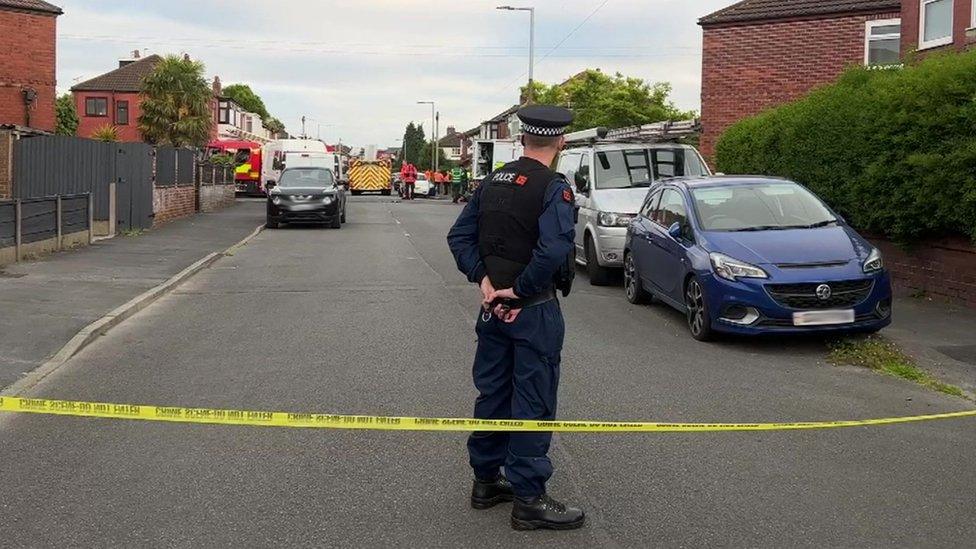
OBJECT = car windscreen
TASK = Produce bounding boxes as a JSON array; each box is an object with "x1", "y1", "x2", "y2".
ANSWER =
[
  {"x1": 595, "y1": 148, "x2": 706, "y2": 189},
  {"x1": 278, "y1": 168, "x2": 333, "y2": 188},
  {"x1": 691, "y1": 182, "x2": 838, "y2": 231}
]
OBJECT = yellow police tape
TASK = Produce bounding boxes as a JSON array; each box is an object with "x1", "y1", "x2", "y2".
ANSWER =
[{"x1": 2, "y1": 396, "x2": 976, "y2": 432}]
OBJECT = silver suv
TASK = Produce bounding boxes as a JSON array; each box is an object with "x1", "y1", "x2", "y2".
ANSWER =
[{"x1": 556, "y1": 143, "x2": 710, "y2": 285}]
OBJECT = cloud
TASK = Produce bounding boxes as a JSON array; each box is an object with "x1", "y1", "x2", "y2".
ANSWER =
[{"x1": 56, "y1": 0, "x2": 731, "y2": 147}]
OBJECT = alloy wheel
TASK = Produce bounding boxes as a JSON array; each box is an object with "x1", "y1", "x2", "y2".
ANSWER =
[
  {"x1": 624, "y1": 255, "x2": 637, "y2": 301},
  {"x1": 686, "y1": 279, "x2": 705, "y2": 336}
]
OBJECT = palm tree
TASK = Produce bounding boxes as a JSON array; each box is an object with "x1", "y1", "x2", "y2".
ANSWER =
[{"x1": 138, "y1": 55, "x2": 213, "y2": 147}]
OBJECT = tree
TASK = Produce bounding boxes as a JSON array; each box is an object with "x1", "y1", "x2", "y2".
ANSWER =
[
  {"x1": 91, "y1": 124, "x2": 119, "y2": 142},
  {"x1": 222, "y1": 83, "x2": 270, "y2": 121},
  {"x1": 138, "y1": 55, "x2": 214, "y2": 147},
  {"x1": 264, "y1": 117, "x2": 285, "y2": 137},
  {"x1": 55, "y1": 94, "x2": 78, "y2": 136},
  {"x1": 525, "y1": 69, "x2": 695, "y2": 131},
  {"x1": 401, "y1": 122, "x2": 427, "y2": 167}
]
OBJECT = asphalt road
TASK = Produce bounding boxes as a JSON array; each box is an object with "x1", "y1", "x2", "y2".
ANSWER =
[{"x1": 2, "y1": 196, "x2": 974, "y2": 548}]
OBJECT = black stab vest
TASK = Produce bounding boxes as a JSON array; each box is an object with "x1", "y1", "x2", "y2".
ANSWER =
[{"x1": 478, "y1": 157, "x2": 554, "y2": 291}]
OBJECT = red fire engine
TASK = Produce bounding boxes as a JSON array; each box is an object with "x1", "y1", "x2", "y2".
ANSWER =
[{"x1": 207, "y1": 139, "x2": 263, "y2": 195}]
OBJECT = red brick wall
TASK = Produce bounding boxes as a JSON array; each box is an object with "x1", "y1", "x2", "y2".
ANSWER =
[
  {"x1": 0, "y1": 10, "x2": 58, "y2": 132},
  {"x1": 870, "y1": 236, "x2": 976, "y2": 307},
  {"x1": 199, "y1": 184, "x2": 236, "y2": 212},
  {"x1": 700, "y1": 12, "x2": 901, "y2": 162},
  {"x1": 152, "y1": 186, "x2": 196, "y2": 227},
  {"x1": 74, "y1": 91, "x2": 145, "y2": 142},
  {"x1": 900, "y1": 0, "x2": 976, "y2": 54}
]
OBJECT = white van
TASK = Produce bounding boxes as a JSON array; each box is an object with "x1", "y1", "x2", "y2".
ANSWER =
[
  {"x1": 556, "y1": 143, "x2": 710, "y2": 285},
  {"x1": 262, "y1": 140, "x2": 339, "y2": 189}
]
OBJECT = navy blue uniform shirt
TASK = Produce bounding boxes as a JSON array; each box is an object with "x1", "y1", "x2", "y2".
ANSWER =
[{"x1": 447, "y1": 174, "x2": 576, "y2": 298}]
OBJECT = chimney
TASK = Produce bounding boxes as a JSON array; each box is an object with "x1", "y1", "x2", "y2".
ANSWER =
[
  {"x1": 446, "y1": 126, "x2": 456, "y2": 135},
  {"x1": 119, "y1": 49, "x2": 142, "y2": 68}
]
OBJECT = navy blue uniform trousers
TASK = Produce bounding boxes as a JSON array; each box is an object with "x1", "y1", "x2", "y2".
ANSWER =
[{"x1": 467, "y1": 299, "x2": 564, "y2": 498}]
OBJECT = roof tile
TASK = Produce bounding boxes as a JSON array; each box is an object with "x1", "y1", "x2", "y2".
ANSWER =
[
  {"x1": 0, "y1": 0, "x2": 62, "y2": 14},
  {"x1": 700, "y1": 0, "x2": 900, "y2": 26},
  {"x1": 70, "y1": 55, "x2": 163, "y2": 93}
]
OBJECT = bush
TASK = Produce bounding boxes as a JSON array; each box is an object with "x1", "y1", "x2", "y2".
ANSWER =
[
  {"x1": 91, "y1": 124, "x2": 119, "y2": 142},
  {"x1": 715, "y1": 50, "x2": 976, "y2": 243}
]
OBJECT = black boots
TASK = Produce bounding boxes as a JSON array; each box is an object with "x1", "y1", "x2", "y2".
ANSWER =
[
  {"x1": 470, "y1": 476, "x2": 514, "y2": 509},
  {"x1": 511, "y1": 494, "x2": 585, "y2": 531}
]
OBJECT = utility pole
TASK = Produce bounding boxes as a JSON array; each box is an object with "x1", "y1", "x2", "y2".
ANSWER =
[
  {"x1": 301, "y1": 116, "x2": 307, "y2": 139},
  {"x1": 417, "y1": 100, "x2": 435, "y2": 171},
  {"x1": 497, "y1": 5, "x2": 535, "y2": 103},
  {"x1": 435, "y1": 111, "x2": 440, "y2": 173}
]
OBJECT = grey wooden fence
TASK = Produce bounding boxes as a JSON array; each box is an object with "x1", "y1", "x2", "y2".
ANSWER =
[
  {"x1": 0, "y1": 193, "x2": 91, "y2": 256},
  {"x1": 13, "y1": 136, "x2": 156, "y2": 231}
]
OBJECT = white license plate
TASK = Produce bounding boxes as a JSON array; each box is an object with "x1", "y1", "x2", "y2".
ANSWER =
[{"x1": 793, "y1": 309, "x2": 855, "y2": 327}]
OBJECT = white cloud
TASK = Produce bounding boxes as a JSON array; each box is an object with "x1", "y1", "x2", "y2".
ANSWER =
[{"x1": 56, "y1": 0, "x2": 731, "y2": 147}]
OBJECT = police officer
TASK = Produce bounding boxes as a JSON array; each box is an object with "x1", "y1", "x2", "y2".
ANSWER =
[{"x1": 447, "y1": 105, "x2": 583, "y2": 531}]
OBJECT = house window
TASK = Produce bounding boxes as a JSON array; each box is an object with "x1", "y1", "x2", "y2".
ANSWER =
[
  {"x1": 920, "y1": 0, "x2": 953, "y2": 49},
  {"x1": 218, "y1": 100, "x2": 230, "y2": 124},
  {"x1": 865, "y1": 19, "x2": 901, "y2": 65},
  {"x1": 115, "y1": 101, "x2": 129, "y2": 125},
  {"x1": 85, "y1": 97, "x2": 108, "y2": 117}
]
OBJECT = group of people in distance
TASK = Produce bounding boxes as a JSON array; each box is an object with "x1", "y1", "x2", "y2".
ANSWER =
[{"x1": 398, "y1": 161, "x2": 470, "y2": 203}]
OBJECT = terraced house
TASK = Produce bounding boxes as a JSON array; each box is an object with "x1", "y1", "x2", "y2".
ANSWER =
[{"x1": 698, "y1": 0, "x2": 976, "y2": 161}]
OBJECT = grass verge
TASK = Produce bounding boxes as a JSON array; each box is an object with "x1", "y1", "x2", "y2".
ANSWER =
[{"x1": 829, "y1": 336, "x2": 965, "y2": 398}]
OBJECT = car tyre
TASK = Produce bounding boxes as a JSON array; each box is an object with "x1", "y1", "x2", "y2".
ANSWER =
[
  {"x1": 585, "y1": 235, "x2": 613, "y2": 286},
  {"x1": 623, "y1": 252, "x2": 651, "y2": 304},
  {"x1": 381, "y1": 189, "x2": 391, "y2": 196},
  {"x1": 265, "y1": 218, "x2": 279, "y2": 229},
  {"x1": 685, "y1": 276, "x2": 714, "y2": 342}
]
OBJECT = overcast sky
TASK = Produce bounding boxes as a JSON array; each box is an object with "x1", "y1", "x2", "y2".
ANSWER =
[{"x1": 56, "y1": 0, "x2": 731, "y2": 148}]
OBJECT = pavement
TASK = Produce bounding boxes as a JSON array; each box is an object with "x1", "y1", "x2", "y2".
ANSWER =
[
  {"x1": 886, "y1": 296, "x2": 976, "y2": 397},
  {"x1": 0, "y1": 201, "x2": 264, "y2": 389},
  {"x1": 1, "y1": 196, "x2": 975, "y2": 547}
]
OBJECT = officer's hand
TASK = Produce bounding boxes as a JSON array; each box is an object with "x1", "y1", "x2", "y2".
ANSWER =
[
  {"x1": 480, "y1": 276, "x2": 495, "y2": 308},
  {"x1": 490, "y1": 288, "x2": 518, "y2": 301},
  {"x1": 493, "y1": 304, "x2": 522, "y2": 323}
]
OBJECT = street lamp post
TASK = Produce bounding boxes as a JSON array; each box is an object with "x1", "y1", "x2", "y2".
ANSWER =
[
  {"x1": 417, "y1": 100, "x2": 437, "y2": 173},
  {"x1": 497, "y1": 5, "x2": 535, "y2": 103}
]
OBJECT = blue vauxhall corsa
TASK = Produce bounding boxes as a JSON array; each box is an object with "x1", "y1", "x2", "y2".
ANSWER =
[{"x1": 623, "y1": 176, "x2": 892, "y2": 341}]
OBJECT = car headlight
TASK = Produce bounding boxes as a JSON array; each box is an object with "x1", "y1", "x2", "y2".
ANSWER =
[
  {"x1": 323, "y1": 195, "x2": 335, "y2": 205},
  {"x1": 863, "y1": 248, "x2": 884, "y2": 273},
  {"x1": 598, "y1": 212, "x2": 635, "y2": 227},
  {"x1": 271, "y1": 196, "x2": 282, "y2": 206},
  {"x1": 710, "y1": 252, "x2": 768, "y2": 281}
]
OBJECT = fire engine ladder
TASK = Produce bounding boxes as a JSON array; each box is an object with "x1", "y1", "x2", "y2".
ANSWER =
[{"x1": 564, "y1": 119, "x2": 701, "y2": 145}]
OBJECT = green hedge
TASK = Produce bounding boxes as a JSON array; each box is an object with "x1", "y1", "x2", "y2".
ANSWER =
[{"x1": 715, "y1": 50, "x2": 976, "y2": 243}]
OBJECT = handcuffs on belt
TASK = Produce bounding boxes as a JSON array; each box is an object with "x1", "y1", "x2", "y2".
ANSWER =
[{"x1": 482, "y1": 298, "x2": 522, "y2": 322}]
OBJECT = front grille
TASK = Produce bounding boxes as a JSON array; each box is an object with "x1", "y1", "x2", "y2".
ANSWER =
[{"x1": 765, "y1": 279, "x2": 874, "y2": 310}]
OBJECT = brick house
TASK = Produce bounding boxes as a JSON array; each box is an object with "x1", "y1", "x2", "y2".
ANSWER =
[
  {"x1": 70, "y1": 53, "x2": 162, "y2": 142},
  {"x1": 901, "y1": 0, "x2": 976, "y2": 53},
  {"x1": 0, "y1": 0, "x2": 62, "y2": 132},
  {"x1": 699, "y1": 0, "x2": 976, "y2": 161},
  {"x1": 698, "y1": 0, "x2": 905, "y2": 161}
]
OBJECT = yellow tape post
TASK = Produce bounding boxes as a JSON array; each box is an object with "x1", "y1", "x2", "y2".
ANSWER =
[{"x1": 2, "y1": 397, "x2": 976, "y2": 433}]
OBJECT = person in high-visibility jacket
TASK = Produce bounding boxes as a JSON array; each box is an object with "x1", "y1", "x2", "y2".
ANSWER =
[{"x1": 451, "y1": 167, "x2": 465, "y2": 204}]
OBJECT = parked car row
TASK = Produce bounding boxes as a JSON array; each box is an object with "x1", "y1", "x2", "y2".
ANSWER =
[{"x1": 556, "y1": 143, "x2": 892, "y2": 341}]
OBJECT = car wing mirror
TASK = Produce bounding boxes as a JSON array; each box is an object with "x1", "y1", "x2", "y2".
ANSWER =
[
  {"x1": 574, "y1": 173, "x2": 589, "y2": 194},
  {"x1": 668, "y1": 222, "x2": 683, "y2": 239}
]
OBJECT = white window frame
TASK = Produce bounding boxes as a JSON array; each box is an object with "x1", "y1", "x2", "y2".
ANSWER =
[
  {"x1": 864, "y1": 18, "x2": 902, "y2": 65},
  {"x1": 919, "y1": 0, "x2": 954, "y2": 50}
]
